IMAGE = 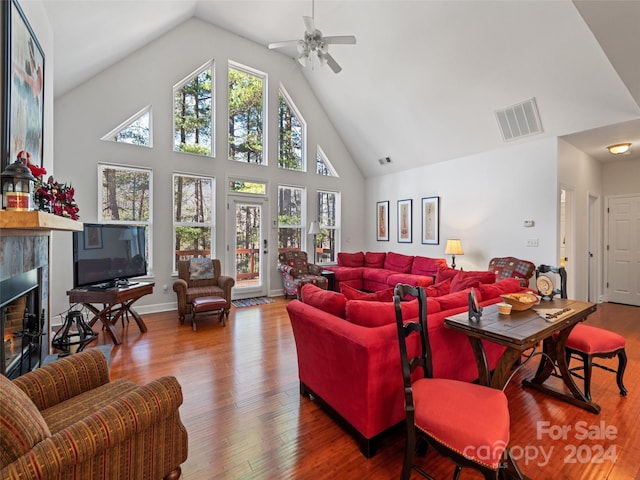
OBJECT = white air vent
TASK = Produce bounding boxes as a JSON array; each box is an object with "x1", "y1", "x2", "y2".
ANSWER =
[
  {"x1": 495, "y1": 98, "x2": 543, "y2": 142},
  {"x1": 378, "y1": 156, "x2": 392, "y2": 166}
]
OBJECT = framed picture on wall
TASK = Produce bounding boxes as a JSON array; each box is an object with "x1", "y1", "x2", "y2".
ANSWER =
[
  {"x1": 376, "y1": 200, "x2": 389, "y2": 241},
  {"x1": 397, "y1": 199, "x2": 412, "y2": 243},
  {"x1": 421, "y1": 196, "x2": 440, "y2": 245},
  {"x1": 2, "y1": 0, "x2": 45, "y2": 170}
]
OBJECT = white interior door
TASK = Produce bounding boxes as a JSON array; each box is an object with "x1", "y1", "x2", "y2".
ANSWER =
[
  {"x1": 606, "y1": 195, "x2": 640, "y2": 306},
  {"x1": 588, "y1": 194, "x2": 599, "y2": 303},
  {"x1": 228, "y1": 197, "x2": 268, "y2": 300}
]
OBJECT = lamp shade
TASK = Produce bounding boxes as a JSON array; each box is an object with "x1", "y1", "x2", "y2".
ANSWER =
[
  {"x1": 444, "y1": 239, "x2": 464, "y2": 256},
  {"x1": 308, "y1": 221, "x2": 321, "y2": 235}
]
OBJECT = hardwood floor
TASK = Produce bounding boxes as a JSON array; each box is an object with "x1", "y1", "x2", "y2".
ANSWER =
[{"x1": 96, "y1": 300, "x2": 640, "y2": 480}]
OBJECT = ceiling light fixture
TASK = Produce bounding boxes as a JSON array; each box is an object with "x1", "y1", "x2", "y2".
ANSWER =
[{"x1": 607, "y1": 143, "x2": 631, "y2": 155}]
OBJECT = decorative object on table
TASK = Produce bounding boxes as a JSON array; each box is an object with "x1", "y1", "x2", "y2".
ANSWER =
[
  {"x1": 376, "y1": 200, "x2": 389, "y2": 241},
  {"x1": 2, "y1": 0, "x2": 46, "y2": 171},
  {"x1": 397, "y1": 198, "x2": 412, "y2": 243},
  {"x1": 421, "y1": 196, "x2": 439, "y2": 244},
  {"x1": 468, "y1": 287, "x2": 483, "y2": 321},
  {"x1": 34, "y1": 176, "x2": 80, "y2": 219},
  {"x1": 535, "y1": 264, "x2": 567, "y2": 300},
  {"x1": 497, "y1": 302, "x2": 512, "y2": 315},
  {"x1": 1, "y1": 157, "x2": 36, "y2": 210},
  {"x1": 444, "y1": 238, "x2": 464, "y2": 269},
  {"x1": 500, "y1": 292, "x2": 540, "y2": 311},
  {"x1": 308, "y1": 220, "x2": 321, "y2": 262},
  {"x1": 51, "y1": 308, "x2": 97, "y2": 356}
]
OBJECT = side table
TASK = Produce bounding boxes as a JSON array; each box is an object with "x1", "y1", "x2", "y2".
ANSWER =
[{"x1": 321, "y1": 270, "x2": 336, "y2": 291}]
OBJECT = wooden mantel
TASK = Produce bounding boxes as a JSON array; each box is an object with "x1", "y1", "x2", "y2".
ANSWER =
[{"x1": 0, "y1": 210, "x2": 83, "y2": 232}]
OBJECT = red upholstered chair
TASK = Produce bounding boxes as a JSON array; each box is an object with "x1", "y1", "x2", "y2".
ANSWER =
[
  {"x1": 536, "y1": 264, "x2": 628, "y2": 401},
  {"x1": 393, "y1": 284, "x2": 524, "y2": 480}
]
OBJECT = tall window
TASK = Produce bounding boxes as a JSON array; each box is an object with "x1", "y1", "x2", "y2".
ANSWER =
[
  {"x1": 278, "y1": 185, "x2": 305, "y2": 252},
  {"x1": 98, "y1": 164, "x2": 153, "y2": 271},
  {"x1": 173, "y1": 174, "x2": 214, "y2": 271},
  {"x1": 228, "y1": 64, "x2": 265, "y2": 164},
  {"x1": 317, "y1": 190, "x2": 340, "y2": 264},
  {"x1": 278, "y1": 88, "x2": 305, "y2": 171},
  {"x1": 173, "y1": 62, "x2": 213, "y2": 156}
]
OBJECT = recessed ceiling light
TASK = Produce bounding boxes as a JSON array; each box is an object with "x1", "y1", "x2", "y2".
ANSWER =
[{"x1": 607, "y1": 143, "x2": 631, "y2": 154}]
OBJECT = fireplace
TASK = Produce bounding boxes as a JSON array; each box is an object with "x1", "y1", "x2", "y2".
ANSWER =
[{"x1": 1, "y1": 269, "x2": 44, "y2": 379}]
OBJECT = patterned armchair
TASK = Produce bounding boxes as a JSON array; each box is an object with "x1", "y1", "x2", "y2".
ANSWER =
[
  {"x1": 173, "y1": 258, "x2": 235, "y2": 323},
  {"x1": 0, "y1": 349, "x2": 188, "y2": 480},
  {"x1": 278, "y1": 250, "x2": 328, "y2": 299}
]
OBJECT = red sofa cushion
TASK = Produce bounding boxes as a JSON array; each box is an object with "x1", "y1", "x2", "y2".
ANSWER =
[
  {"x1": 346, "y1": 297, "x2": 442, "y2": 328},
  {"x1": 477, "y1": 278, "x2": 522, "y2": 301},
  {"x1": 383, "y1": 252, "x2": 414, "y2": 273},
  {"x1": 387, "y1": 273, "x2": 434, "y2": 288},
  {"x1": 411, "y1": 256, "x2": 448, "y2": 276},
  {"x1": 435, "y1": 289, "x2": 474, "y2": 311},
  {"x1": 338, "y1": 251, "x2": 365, "y2": 267},
  {"x1": 340, "y1": 284, "x2": 395, "y2": 302},
  {"x1": 300, "y1": 284, "x2": 347, "y2": 318},
  {"x1": 424, "y1": 278, "x2": 452, "y2": 297},
  {"x1": 450, "y1": 270, "x2": 496, "y2": 292},
  {"x1": 364, "y1": 252, "x2": 386, "y2": 268},
  {"x1": 435, "y1": 266, "x2": 459, "y2": 284}
]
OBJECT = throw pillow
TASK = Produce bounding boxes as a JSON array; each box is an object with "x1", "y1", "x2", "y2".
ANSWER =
[
  {"x1": 435, "y1": 266, "x2": 459, "y2": 284},
  {"x1": 450, "y1": 270, "x2": 496, "y2": 291},
  {"x1": 340, "y1": 284, "x2": 395, "y2": 302},
  {"x1": 477, "y1": 278, "x2": 522, "y2": 301},
  {"x1": 189, "y1": 258, "x2": 214, "y2": 281},
  {"x1": 424, "y1": 278, "x2": 452, "y2": 297},
  {"x1": 337, "y1": 251, "x2": 365, "y2": 268},
  {"x1": 300, "y1": 284, "x2": 347, "y2": 318}
]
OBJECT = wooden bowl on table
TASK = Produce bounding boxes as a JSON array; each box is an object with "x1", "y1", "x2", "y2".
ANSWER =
[{"x1": 500, "y1": 292, "x2": 540, "y2": 311}]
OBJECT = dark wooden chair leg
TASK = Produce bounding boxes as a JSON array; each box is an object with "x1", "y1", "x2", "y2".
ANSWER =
[
  {"x1": 583, "y1": 352, "x2": 593, "y2": 401},
  {"x1": 617, "y1": 349, "x2": 628, "y2": 396}
]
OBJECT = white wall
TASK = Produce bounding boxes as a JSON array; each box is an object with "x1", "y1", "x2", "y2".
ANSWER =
[
  {"x1": 557, "y1": 138, "x2": 603, "y2": 300},
  {"x1": 365, "y1": 138, "x2": 559, "y2": 281},
  {"x1": 602, "y1": 158, "x2": 640, "y2": 196},
  {"x1": 50, "y1": 18, "x2": 365, "y2": 316}
]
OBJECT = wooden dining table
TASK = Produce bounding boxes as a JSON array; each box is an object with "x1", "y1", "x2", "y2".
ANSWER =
[{"x1": 444, "y1": 298, "x2": 600, "y2": 413}]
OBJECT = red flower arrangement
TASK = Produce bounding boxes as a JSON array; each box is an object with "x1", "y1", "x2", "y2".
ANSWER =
[{"x1": 35, "y1": 177, "x2": 80, "y2": 220}]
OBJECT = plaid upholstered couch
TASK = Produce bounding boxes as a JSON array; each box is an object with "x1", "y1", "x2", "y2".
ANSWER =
[{"x1": 0, "y1": 349, "x2": 188, "y2": 480}]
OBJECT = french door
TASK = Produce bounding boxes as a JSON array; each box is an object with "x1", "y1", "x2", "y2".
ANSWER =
[{"x1": 228, "y1": 197, "x2": 268, "y2": 299}]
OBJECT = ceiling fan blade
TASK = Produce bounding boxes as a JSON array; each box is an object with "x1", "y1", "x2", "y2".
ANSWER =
[
  {"x1": 321, "y1": 52, "x2": 342, "y2": 74},
  {"x1": 323, "y1": 35, "x2": 356, "y2": 45},
  {"x1": 268, "y1": 40, "x2": 299, "y2": 50},
  {"x1": 303, "y1": 15, "x2": 315, "y2": 34}
]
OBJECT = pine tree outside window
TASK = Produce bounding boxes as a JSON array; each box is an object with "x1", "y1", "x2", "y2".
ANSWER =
[
  {"x1": 173, "y1": 174, "x2": 214, "y2": 272},
  {"x1": 317, "y1": 190, "x2": 340, "y2": 264},
  {"x1": 98, "y1": 164, "x2": 153, "y2": 272},
  {"x1": 101, "y1": 106, "x2": 152, "y2": 147},
  {"x1": 174, "y1": 62, "x2": 213, "y2": 156},
  {"x1": 229, "y1": 64, "x2": 265, "y2": 164},
  {"x1": 316, "y1": 146, "x2": 338, "y2": 176},
  {"x1": 278, "y1": 88, "x2": 305, "y2": 171},
  {"x1": 278, "y1": 185, "x2": 305, "y2": 252}
]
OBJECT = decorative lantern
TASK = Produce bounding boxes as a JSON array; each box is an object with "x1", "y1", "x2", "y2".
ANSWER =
[{"x1": 1, "y1": 160, "x2": 37, "y2": 211}]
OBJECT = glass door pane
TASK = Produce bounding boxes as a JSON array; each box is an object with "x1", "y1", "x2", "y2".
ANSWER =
[{"x1": 232, "y1": 200, "x2": 266, "y2": 298}]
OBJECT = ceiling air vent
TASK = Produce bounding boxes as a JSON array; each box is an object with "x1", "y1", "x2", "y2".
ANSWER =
[{"x1": 495, "y1": 97, "x2": 543, "y2": 142}]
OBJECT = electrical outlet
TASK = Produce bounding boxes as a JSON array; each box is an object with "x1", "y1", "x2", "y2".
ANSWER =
[
  {"x1": 523, "y1": 220, "x2": 534, "y2": 227},
  {"x1": 526, "y1": 238, "x2": 539, "y2": 247}
]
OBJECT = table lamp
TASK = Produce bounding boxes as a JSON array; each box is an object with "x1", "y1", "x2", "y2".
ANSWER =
[
  {"x1": 308, "y1": 221, "x2": 321, "y2": 263},
  {"x1": 444, "y1": 239, "x2": 464, "y2": 269}
]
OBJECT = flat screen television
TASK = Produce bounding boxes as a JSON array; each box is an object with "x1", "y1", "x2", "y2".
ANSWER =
[{"x1": 73, "y1": 223, "x2": 147, "y2": 289}]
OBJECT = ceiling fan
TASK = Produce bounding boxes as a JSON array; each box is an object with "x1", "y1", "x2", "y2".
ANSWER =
[{"x1": 268, "y1": 0, "x2": 356, "y2": 73}]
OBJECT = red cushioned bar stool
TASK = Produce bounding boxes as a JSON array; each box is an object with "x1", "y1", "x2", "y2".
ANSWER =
[
  {"x1": 191, "y1": 296, "x2": 228, "y2": 331},
  {"x1": 565, "y1": 324, "x2": 628, "y2": 401}
]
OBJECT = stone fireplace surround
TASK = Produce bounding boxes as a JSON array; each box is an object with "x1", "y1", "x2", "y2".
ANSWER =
[{"x1": 0, "y1": 211, "x2": 82, "y2": 377}]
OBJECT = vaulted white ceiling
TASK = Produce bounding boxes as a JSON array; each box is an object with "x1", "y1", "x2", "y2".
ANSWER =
[{"x1": 42, "y1": 0, "x2": 640, "y2": 178}]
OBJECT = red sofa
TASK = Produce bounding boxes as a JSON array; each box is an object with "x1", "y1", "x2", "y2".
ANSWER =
[
  {"x1": 323, "y1": 251, "x2": 448, "y2": 292},
  {"x1": 286, "y1": 277, "x2": 527, "y2": 457}
]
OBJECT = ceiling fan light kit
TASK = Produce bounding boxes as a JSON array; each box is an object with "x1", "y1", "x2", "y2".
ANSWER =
[{"x1": 268, "y1": 0, "x2": 356, "y2": 73}]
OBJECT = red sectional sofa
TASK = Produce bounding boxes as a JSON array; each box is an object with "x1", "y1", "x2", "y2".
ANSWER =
[
  {"x1": 323, "y1": 251, "x2": 448, "y2": 292},
  {"x1": 285, "y1": 277, "x2": 527, "y2": 457}
]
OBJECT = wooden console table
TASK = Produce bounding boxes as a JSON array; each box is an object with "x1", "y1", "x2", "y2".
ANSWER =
[
  {"x1": 444, "y1": 298, "x2": 600, "y2": 413},
  {"x1": 67, "y1": 282, "x2": 154, "y2": 345}
]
